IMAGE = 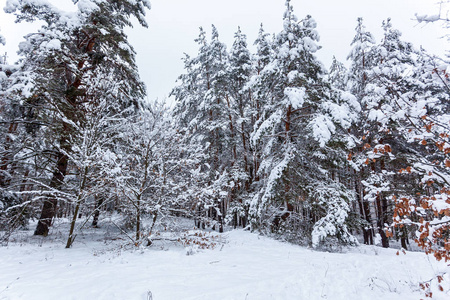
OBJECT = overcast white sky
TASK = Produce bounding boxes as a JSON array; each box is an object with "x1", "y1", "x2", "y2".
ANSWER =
[{"x1": 0, "y1": 0, "x2": 448, "y2": 101}]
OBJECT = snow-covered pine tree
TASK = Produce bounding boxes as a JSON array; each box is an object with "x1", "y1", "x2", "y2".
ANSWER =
[
  {"x1": 249, "y1": 0, "x2": 359, "y2": 247},
  {"x1": 350, "y1": 17, "x2": 450, "y2": 255},
  {"x1": 225, "y1": 27, "x2": 253, "y2": 228},
  {"x1": 172, "y1": 26, "x2": 234, "y2": 232},
  {"x1": 355, "y1": 19, "x2": 423, "y2": 249},
  {"x1": 327, "y1": 56, "x2": 347, "y2": 91},
  {"x1": 347, "y1": 17, "x2": 377, "y2": 101},
  {"x1": 383, "y1": 47, "x2": 450, "y2": 259},
  {"x1": 248, "y1": 24, "x2": 273, "y2": 185},
  {"x1": 4, "y1": 0, "x2": 150, "y2": 237},
  {"x1": 345, "y1": 17, "x2": 378, "y2": 245},
  {"x1": 254, "y1": 24, "x2": 273, "y2": 76}
]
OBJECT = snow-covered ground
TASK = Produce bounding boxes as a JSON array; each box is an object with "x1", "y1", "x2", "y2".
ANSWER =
[{"x1": 0, "y1": 219, "x2": 449, "y2": 300}]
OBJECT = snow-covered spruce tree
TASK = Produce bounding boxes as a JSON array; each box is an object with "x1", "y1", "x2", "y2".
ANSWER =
[
  {"x1": 352, "y1": 19, "x2": 421, "y2": 249},
  {"x1": 224, "y1": 27, "x2": 254, "y2": 228},
  {"x1": 349, "y1": 16, "x2": 450, "y2": 257},
  {"x1": 172, "y1": 26, "x2": 235, "y2": 233},
  {"x1": 345, "y1": 17, "x2": 378, "y2": 245},
  {"x1": 396, "y1": 1, "x2": 450, "y2": 263},
  {"x1": 4, "y1": 0, "x2": 150, "y2": 237},
  {"x1": 327, "y1": 56, "x2": 347, "y2": 91},
  {"x1": 248, "y1": 23, "x2": 273, "y2": 181},
  {"x1": 347, "y1": 17, "x2": 377, "y2": 101},
  {"x1": 372, "y1": 4, "x2": 450, "y2": 293},
  {"x1": 249, "y1": 0, "x2": 360, "y2": 248},
  {"x1": 253, "y1": 24, "x2": 273, "y2": 77},
  {"x1": 383, "y1": 49, "x2": 450, "y2": 260}
]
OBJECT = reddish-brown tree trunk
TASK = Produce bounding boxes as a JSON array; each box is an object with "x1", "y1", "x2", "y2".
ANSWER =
[
  {"x1": 91, "y1": 196, "x2": 103, "y2": 228},
  {"x1": 34, "y1": 146, "x2": 69, "y2": 236},
  {"x1": 285, "y1": 105, "x2": 292, "y2": 142}
]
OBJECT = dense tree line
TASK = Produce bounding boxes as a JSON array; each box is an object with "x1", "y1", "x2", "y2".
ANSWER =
[
  {"x1": 171, "y1": 1, "x2": 450, "y2": 255},
  {"x1": 0, "y1": 0, "x2": 449, "y2": 260}
]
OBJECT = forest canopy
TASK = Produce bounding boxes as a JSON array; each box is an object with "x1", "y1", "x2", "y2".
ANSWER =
[{"x1": 0, "y1": 0, "x2": 448, "y2": 269}]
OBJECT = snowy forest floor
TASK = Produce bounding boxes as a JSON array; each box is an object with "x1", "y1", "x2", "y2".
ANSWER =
[{"x1": 0, "y1": 217, "x2": 449, "y2": 300}]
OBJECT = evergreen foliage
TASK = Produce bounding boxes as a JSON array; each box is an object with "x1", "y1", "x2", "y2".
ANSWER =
[{"x1": 0, "y1": 1, "x2": 448, "y2": 265}]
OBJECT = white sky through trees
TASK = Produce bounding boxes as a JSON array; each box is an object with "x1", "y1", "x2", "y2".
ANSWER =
[{"x1": 0, "y1": 0, "x2": 447, "y2": 102}]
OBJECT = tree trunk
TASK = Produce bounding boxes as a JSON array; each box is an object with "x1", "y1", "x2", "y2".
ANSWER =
[
  {"x1": 356, "y1": 173, "x2": 370, "y2": 245},
  {"x1": 136, "y1": 197, "x2": 141, "y2": 243},
  {"x1": 65, "y1": 201, "x2": 80, "y2": 248},
  {"x1": 400, "y1": 226, "x2": 408, "y2": 250},
  {"x1": 365, "y1": 201, "x2": 374, "y2": 245},
  {"x1": 34, "y1": 149, "x2": 69, "y2": 236},
  {"x1": 376, "y1": 194, "x2": 389, "y2": 248},
  {"x1": 65, "y1": 166, "x2": 89, "y2": 248},
  {"x1": 146, "y1": 212, "x2": 158, "y2": 246},
  {"x1": 377, "y1": 158, "x2": 389, "y2": 248},
  {"x1": 92, "y1": 196, "x2": 103, "y2": 227},
  {"x1": 285, "y1": 105, "x2": 292, "y2": 142},
  {"x1": 241, "y1": 123, "x2": 250, "y2": 183},
  {"x1": 218, "y1": 199, "x2": 224, "y2": 233}
]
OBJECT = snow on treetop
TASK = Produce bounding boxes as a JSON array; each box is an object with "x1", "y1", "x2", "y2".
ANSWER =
[
  {"x1": 310, "y1": 115, "x2": 335, "y2": 148},
  {"x1": 284, "y1": 86, "x2": 305, "y2": 110},
  {"x1": 41, "y1": 38, "x2": 61, "y2": 50},
  {"x1": 302, "y1": 36, "x2": 319, "y2": 53},
  {"x1": 4, "y1": 0, "x2": 52, "y2": 13},
  {"x1": 77, "y1": 0, "x2": 100, "y2": 14}
]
